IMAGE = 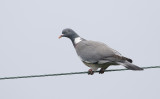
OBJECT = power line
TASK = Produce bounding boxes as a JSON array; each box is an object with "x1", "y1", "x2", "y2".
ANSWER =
[{"x1": 0, "y1": 66, "x2": 159, "y2": 80}]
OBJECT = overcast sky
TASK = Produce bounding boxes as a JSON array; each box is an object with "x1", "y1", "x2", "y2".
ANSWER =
[{"x1": 0, "y1": 0, "x2": 160, "y2": 99}]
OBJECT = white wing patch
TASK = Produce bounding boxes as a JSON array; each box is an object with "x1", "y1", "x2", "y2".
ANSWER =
[{"x1": 98, "y1": 60, "x2": 110, "y2": 64}]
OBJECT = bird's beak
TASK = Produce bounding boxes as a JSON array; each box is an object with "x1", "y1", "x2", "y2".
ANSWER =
[{"x1": 58, "y1": 34, "x2": 63, "y2": 39}]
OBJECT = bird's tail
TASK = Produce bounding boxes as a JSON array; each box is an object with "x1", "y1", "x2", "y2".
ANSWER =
[{"x1": 118, "y1": 61, "x2": 143, "y2": 70}]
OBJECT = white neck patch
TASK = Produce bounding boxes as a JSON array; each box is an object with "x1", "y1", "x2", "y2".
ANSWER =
[{"x1": 74, "y1": 37, "x2": 82, "y2": 44}]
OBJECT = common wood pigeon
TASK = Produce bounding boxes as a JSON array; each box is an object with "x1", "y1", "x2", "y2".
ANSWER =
[{"x1": 59, "y1": 28, "x2": 143, "y2": 75}]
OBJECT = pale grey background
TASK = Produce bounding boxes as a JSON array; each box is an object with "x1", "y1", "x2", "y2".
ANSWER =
[{"x1": 0, "y1": 0, "x2": 160, "y2": 99}]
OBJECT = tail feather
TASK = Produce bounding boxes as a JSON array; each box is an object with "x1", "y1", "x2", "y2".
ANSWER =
[{"x1": 118, "y1": 61, "x2": 143, "y2": 70}]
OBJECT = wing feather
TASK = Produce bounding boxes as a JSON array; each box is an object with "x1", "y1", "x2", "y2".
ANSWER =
[{"x1": 75, "y1": 40, "x2": 119, "y2": 63}]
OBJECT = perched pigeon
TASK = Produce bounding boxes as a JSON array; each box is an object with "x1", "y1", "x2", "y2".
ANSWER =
[{"x1": 59, "y1": 28, "x2": 143, "y2": 75}]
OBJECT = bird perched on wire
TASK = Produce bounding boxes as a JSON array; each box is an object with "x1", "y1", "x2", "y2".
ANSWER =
[{"x1": 59, "y1": 28, "x2": 143, "y2": 75}]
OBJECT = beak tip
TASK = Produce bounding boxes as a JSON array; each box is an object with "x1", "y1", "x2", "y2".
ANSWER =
[{"x1": 58, "y1": 35, "x2": 62, "y2": 39}]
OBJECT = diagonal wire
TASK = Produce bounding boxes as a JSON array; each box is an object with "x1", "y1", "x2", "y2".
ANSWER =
[{"x1": 0, "y1": 66, "x2": 159, "y2": 80}]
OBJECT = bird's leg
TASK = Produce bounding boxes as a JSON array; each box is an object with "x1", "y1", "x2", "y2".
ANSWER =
[
  {"x1": 88, "y1": 69, "x2": 94, "y2": 75},
  {"x1": 99, "y1": 68, "x2": 105, "y2": 74},
  {"x1": 99, "y1": 66, "x2": 109, "y2": 74}
]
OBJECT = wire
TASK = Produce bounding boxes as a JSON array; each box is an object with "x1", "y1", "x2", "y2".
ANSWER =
[{"x1": 0, "y1": 66, "x2": 159, "y2": 80}]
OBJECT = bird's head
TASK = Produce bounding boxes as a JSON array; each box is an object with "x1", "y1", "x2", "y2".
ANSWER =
[{"x1": 59, "y1": 28, "x2": 79, "y2": 40}]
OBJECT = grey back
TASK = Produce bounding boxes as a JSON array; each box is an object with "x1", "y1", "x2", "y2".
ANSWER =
[{"x1": 75, "y1": 40, "x2": 119, "y2": 63}]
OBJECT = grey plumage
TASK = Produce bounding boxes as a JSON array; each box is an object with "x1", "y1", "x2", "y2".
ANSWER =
[
  {"x1": 76, "y1": 40, "x2": 121, "y2": 63},
  {"x1": 59, "y1": 28, "x2": 143, "y2": 75}
]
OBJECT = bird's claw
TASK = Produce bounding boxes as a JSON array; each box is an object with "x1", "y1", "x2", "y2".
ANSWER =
[
  {"x1": 88, "y1": 69, "x2": 94, "y2": 75},
  {"x1": 99, "y1": 68, "x2": 105, "y2": 74}
]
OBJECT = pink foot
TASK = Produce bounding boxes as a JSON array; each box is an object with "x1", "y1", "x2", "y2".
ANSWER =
[
  {"x1": 99, "y1": 68, "x2": 105, "y2": 74},
  {"x1": 88, "y1": 69, "x2": 94, "y2": 75}
]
